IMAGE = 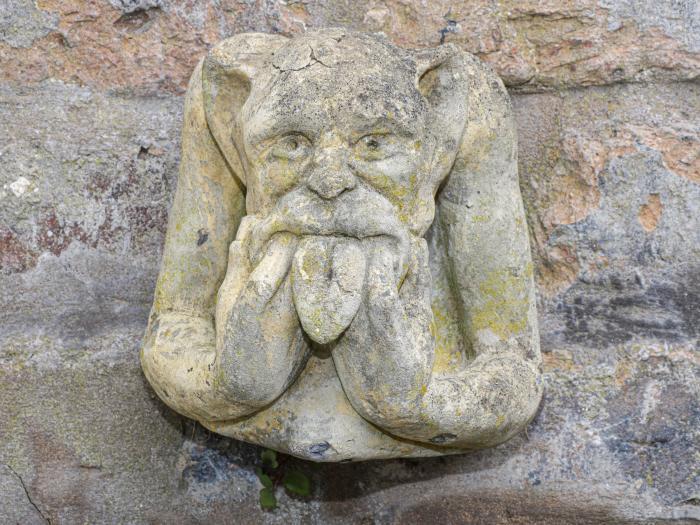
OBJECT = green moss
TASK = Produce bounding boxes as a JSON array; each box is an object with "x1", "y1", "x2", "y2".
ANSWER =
[
  {"x1": 471, "y1": 267, "x2": 529, "y2": 340},
  {"x1": 471, "y1": 214, "x2": 491, "y2": 223}
]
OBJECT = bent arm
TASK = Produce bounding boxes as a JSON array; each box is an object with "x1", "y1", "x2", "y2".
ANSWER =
[
  {"x1": 331, "y1": 238, "x2": 434, "y2": 435},
  {"x1": 142, "y1": 231, "x2": 309, "y2": 422},
  {"x1": 332, "y1": 195, "x2": 542, "y2": 447},
  {"x1": 142, "y1": 37, "x2": 308, "y2": 423},
  {"x1": 428, "y1": 57, "x2": 542, "y2": 446},
  {"x1": 141, "y1": 58, "x2": 247, "y2": 422},
  {"x1": 331, "y1": 230, "x2": 541, "y2": 448},
  {"x1": 141, "y1": 313, "x2": 249, "y2": 422},
  {"x1": 215, "y1": 232, "x2": 310, "y2": 408},
  {"x1": 332, "y1": 59, "x2": 542, "y2": 447}
]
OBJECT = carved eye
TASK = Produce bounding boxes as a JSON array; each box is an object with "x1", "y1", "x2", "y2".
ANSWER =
[
  {"x1": 271, "y1": 133, "x2": 311, "y2": 160},
  {"x1": 365, "y1": 138, "x2": 381, "y2": 150},
  {"x1": 355, "y1": 134, "x2": 394, "y2": 160}
]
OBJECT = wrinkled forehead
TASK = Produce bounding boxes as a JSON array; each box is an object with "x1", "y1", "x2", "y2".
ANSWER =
[{"x1": 244, "y1": 35, "x2": 426, "y2": 142}]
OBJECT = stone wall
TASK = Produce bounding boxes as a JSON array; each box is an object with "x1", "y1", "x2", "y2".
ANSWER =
[{"x1": 1, "y1": 1, "x2": 698, "y2": 523}]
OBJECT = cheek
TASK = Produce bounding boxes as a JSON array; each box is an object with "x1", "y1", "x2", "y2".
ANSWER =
[
  {"x1": 254, "y1": 157, "x2": 306, "y2": 201},
  {"x1": 352, "y1": 153, "x2": 421, "y2": 203}
]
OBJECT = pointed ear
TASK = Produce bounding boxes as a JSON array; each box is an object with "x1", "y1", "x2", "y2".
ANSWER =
[
  {"x1": 407, "y1": 45, "x2": 469, "y2": 234},
  {"x1": 414, "y1": 44, "x2": 470, "y2": 190},
  {"x1": 432, "y1": 52, "x2": 538, "y2": 361},
  {"x1": 202, "y1": 34, "x2": 288, "y2": 186}
]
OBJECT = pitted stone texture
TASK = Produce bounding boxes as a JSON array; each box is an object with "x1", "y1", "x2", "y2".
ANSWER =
[
  {"x1": 0, "y1": 81, "x2": 179, "y2": 282},
  {"x1": 108, "y1": 0, "x2": 163, "y2": 15},
  {"x1": 0, "y1": 0, "x2": 57, "y2": 48},
  {"x1": 0, "y1": 0, "x2": 698, "y2": 94},
  {"x1": 1, "y1": 76, "x2": 699, "y2": 523},
  {"x1": 139, "y1": 30, "x2": 543, "y2": 460},
  {"x1": 517, "y1": 82, "x2": 700, "y2": 347}
]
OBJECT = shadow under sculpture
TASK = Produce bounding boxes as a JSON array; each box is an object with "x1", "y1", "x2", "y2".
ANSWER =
[{"x1": 141, "y1": 30, "x2": 543, "y2": 462}]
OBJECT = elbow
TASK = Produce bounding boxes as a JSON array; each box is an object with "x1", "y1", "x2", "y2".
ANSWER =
[
  {"x1": 215, "y1": 355, "x2": 292, "y2": 408},
  {"x1": 453, "y1": 356, "x2": 544, "y2": 448}
]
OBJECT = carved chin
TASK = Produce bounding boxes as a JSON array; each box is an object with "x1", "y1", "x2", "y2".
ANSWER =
[{"x1": 291, "y1": 236, "x2": 367, "y2": 344}]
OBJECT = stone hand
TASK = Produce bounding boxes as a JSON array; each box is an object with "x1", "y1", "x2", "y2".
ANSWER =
[
  {"x1": 214, "y1": 217, "x2": 309, "y2": 408},
  {"x1": 331, "y1": 235, "x2": 434, "y2": 433},
  {"x1": 333, "y1": 234, "x2": 542, "y2": 446}
]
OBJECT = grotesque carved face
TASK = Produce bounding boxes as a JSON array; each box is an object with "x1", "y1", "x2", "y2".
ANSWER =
[
  {"x1": 141, "y1": 30, "x2": 542, "y2": 462},
  {"x1": 200, "y1": 31, "x2": 469, "y2": 344},
  {"x1": 234, "y1": 33, "x2": 447, "y2": 242},
  {"x1": 218, "y1": 34, "x2": 455, "y2": 344},
  {"x1": 243, "y1": 35, "x2": 427, "y2": 213}
]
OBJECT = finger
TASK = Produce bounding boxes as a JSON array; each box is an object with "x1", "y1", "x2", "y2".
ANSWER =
[
  {"x1": 393, "y1": 224, "x2": 412, "y2": 284},
  {"x1": 216, "y1": 240, "x2": 253, "y2": 347},
  {"x1": 228, "y1": 238, "x2": 250, "y2": 271},
  {"x1": 401, "y1": 236, "x2": 432, "y2": 295},
  {"x1": 221, "y1": 215, "x2": 262, "y2": 291},
  {"x1": 235, "y1": 214, "x2": 260, "y2": 243},
  {"x1": 366, "y1": 245, "x2": 400, "y2": 299},
  {"x1": 399, "y1": 237, "x2": 433, "y2": 327},
  {"x1": 248, "y1": 214, "x2": 286, "y2": 266},
  {"x1": 365, "y1": 239, "x2": 432, "y2": 329},
  {"x1": 244, "y1": 233, "x2": 298, "y2": 310},
  {"x1": 362, "y1": 247, "x2": 412, "y2": 348},
  {"x1": 221, "y1": 240, "x2": 252, "y2": 299}
]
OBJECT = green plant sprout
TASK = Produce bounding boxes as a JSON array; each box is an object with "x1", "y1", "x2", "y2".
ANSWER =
[{"x1": 255, "y1": 449, "x2": 311, "y2": 510}]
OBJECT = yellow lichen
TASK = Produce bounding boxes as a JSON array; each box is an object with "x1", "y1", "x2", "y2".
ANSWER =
[{"x1": 471, "y1": 267, "x2": 529, "y2": 340}]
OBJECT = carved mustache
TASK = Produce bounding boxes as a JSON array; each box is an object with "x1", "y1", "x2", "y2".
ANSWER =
[{"x1": 248, "y1": 183, "x2": 411, "y2": 271}]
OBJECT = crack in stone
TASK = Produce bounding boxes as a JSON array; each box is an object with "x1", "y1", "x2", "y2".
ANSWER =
[
  {"x1": 272, "y1": 43, "x2": 336, "y2": 72},
  {"x1": 4, "y1": 464, "x2": 51, "y2": 524},
  {"x1": 309, "y1": 46, "x2": 332, "y2": 69}
]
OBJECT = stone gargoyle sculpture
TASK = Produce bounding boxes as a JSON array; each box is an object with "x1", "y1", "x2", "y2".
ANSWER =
[{"x1": 141, "y1": 29, "x2": 543, "y2": 461}]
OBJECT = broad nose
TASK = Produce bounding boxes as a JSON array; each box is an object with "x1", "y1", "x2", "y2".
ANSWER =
[{"x1": 306, "y1": 150, "x2": 356, "y2": 199}]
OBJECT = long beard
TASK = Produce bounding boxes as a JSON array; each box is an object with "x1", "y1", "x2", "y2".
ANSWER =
[{"x1": 258, "y1": 184, "x2": 410, "y2": 344}]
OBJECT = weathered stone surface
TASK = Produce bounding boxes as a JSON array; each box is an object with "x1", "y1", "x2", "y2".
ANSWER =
[
  {"x1": 0, "y1": 81, "x2": 178, "y2": 281},
  {"x1": 0, "y1": 0, "x2": 698, "y2": 95},
  {"x1": 1, "y1": 2, "x2": 699, "y2": 521},
  {"x1": 0, "y1": 464, "x2": 48, "y2": 524},
  {"x1": 2, "y1": 74, "x2": 698, "y2": 522},
  {"x1": 0, "y1": 0, "x2": 57, "y2": 48},
  {"x1": 139, "y1": 31, "x2": 542, "y2": 461},
  {"x1": 518, "y1": 82, "x2": 700, "y2": 345}
]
